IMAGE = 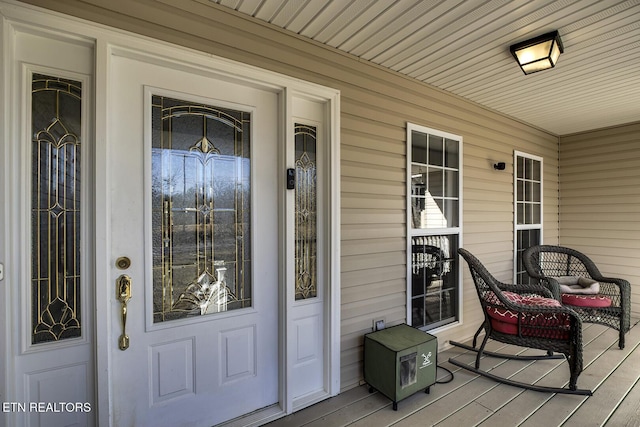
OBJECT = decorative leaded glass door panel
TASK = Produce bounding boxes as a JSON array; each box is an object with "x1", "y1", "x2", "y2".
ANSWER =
[
  {"x1": 294, "y1": 123, "x2": 318, "y2": 301},
  {"x1": 31, "y1": 74, "x2": 83, "y2": 344},
  {"x1": 150, "y1": 95, "x2": 252, "y2": 322},
  {"x1": 108, "y1": 54, "x2": 279, "y2": 427}
]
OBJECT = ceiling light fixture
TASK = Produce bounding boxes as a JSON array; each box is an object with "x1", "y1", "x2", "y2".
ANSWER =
[{"x1": 510, "y1": 31, "x2": 564, "y2": 75}]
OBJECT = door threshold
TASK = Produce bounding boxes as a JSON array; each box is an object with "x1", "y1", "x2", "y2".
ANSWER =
[
  {"x1": 293, "y1": 390, "x2": 331, "y2": 412},
  {"x1": 217, "y1": 404, "x2": 284, "y2": 427}
]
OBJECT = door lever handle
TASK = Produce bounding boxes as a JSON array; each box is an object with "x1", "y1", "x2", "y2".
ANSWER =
[{"x1": 116, "y1": 274, "x2": 132, "y2": 350}]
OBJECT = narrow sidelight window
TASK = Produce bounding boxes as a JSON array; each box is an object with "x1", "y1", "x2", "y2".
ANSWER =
[
  {"x1": 31, "y1": 74, "x2": 82, "y2": 344},
  {"x1": 294, "y1": 124, "x2": 318, "y2": 300}
]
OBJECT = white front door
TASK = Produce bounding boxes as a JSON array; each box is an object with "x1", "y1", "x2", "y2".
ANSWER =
[{"x1": 107, "y1": 51, "x2": 279, "y2": 426}]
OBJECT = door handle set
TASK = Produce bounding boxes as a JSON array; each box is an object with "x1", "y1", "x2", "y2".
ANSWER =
[{"x1": 116, "y1": 274, "x2": 132, "y2": 350}]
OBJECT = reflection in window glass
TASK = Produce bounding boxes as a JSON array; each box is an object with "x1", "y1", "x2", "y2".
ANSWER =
[
  {"x1": 411, "y1": 131, "x2": 427, "y2": 164},
  {"x1": 444, "y1": 138, "x2": 459, "y2": 168},
  {"x1": 444, "y1": 170, "x2": 458, "y2": 198},
  {"x1": 410, "y1": 130, "x2": 460, "y2": 230},
  {"x1": 410, "y1": 235, "x2": 459, "y2": 329},
  {"x1": 408, "y1": 124, "x2": 462, "y2": 331},
  {"x1": 516, "y1": 229, "x2": 540, "y2": 284},
  {"x1": 443, "y1": 199, "x2": 459, "y2": 228},
  {"x1": 151, "y1": 95, "x2": 251, "y2": 323},
  {"x1": 428, "y1": 135, "x2": 443, "y2": 166},
  {"x1": 428, "y1": 167, "x2": 443, "y2": 197},
  {"x1": 516, "y1": 156, "x2": 541, "y2": 226},
  {"x1": 514, "y1": 152, "x2": 543, "y2": 284}
]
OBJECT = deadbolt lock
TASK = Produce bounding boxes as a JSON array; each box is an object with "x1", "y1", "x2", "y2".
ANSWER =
[{"x1": 116, "y1": 256, "x2": 131, "y2": 270}]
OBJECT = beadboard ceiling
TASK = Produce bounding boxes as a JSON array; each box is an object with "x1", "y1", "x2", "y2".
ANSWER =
[{"x1": 211, "y1": 0, "x2": 640, "y2": 136}]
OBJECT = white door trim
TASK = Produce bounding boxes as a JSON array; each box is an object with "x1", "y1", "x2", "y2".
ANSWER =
[
  {"x1": 0, "y1": 1, "x2": 340, "y2": 425},
  {"x1": 282, "y1": 90, "x2": 341, "y2": 415},
  {"x1": 0, "y1": 12, "x2": 15, "y2": 427}
]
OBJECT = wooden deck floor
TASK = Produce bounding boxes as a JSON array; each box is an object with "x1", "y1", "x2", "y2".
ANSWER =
[{"x1": 268, "y1": 319, "x2": 640, "y2": 427}]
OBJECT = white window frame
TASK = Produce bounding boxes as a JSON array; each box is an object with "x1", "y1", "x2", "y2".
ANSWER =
[
  {"x1": 406, "y1": 123, "x2": 463, "y2": 332},
  {"x1": 513, "y1": 150, "x2": 543, "y2": 284}
]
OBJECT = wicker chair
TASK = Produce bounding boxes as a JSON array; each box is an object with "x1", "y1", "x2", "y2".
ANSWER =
[
  {"x1": 450, "y1": 248, "x2": 591, "y2": 395},
  {"x1": 523, "y1": 245, "x2": 631, "y2": 349}
]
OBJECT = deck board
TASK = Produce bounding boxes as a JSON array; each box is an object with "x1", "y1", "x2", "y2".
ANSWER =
[
  {"x1": 347, "y1": 341, "x2": 511, "y2": 426},
  {"x1": 552, "y1": 323, "x2": 640, "y2": 427},
  {"x1": 270, "y1": 386, "x2": 372, "y2": 427},
  {"x1": 605, "y1": 376, "x2": 640, "y2": 427},
  {"x1": 520, "y1": 322, "x2": 640, "y2": 426},
  {"x1": 303, "y1": 391, "x2": 388, "y2": 427},
  {"x1": 266, "y1": 319, "x2": 640, "y2": 427},
  {"x1": 396, "y1": 348, "x2": 555, "y2": 426},
  {"x1": 348, "y1": 361, "x2": 478, "y2": 427},
  {"x1": 565, "y1": 346, "x2": 640, "y2": 426}
]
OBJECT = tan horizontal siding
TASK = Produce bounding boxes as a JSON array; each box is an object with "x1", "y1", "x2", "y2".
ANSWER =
[
  {"x1": 341, "y1": 160, "x2": 405, "y2": 182},
  {"x1": 341, "y1": 176, "x2": 404, "y2": 196},
  {"x1": 341, "y1": 130, "x2": 404, "y2": 154},
  {"x1": 341, "y1": 193, "x2": 404, "y2": 210},
  {"x1": 342, "y1": 278, "x2": 406, "y2": 305},
  {"x1": 560, "y1": 122, "x2": 640, "y2": 317},
  {"x1": 341, "y1": 223, "x2": 404, "y2": 240},
  {"x1": 341, "y1": 252, "x2": 405, "y2": 273},
  {"x1": 23, "y1": 0, "x2": 562, "y2": 391}
]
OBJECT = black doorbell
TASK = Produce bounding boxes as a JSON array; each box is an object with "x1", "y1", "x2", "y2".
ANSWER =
[{"x1": 287, "y1": 168, "x2": 295, "y2": 189}]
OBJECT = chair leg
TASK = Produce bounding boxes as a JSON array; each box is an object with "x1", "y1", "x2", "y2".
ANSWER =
[
  {"x1": 566, "y1": 348, "x2": 585, "y2": 392},
  {"x1": 475, "y1": 332, "x2": 490, "y2": 369},
  {"x1": 619, "y1": 330, "x2": 625, "y2": 349},
  {"x1": 472, "y1": 322, "x2": 485, "y2": 348},
  {"x1": 567, "y1": 353, "x2": 578, "y2": 391}
]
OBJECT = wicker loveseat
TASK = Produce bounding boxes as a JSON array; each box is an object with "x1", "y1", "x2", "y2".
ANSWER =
[
  {"x1": 523, "y1": 245, "x2": 631, "y2": 349},
  {"x1": 450, "y1": 248, "x2": 590, "y2": 395}
]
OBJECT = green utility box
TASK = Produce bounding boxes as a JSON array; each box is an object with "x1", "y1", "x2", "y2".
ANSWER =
[{"x1": 364, "y1": 324, "x2": 437, "y2": 410}]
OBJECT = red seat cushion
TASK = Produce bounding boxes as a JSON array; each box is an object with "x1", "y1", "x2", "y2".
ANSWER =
[
  {"x1": 561, "y1": 293, "x2": 612, "y2": 308},
  {"x1": 485, "y1": 291, "x2": 570, "y2": 339}
]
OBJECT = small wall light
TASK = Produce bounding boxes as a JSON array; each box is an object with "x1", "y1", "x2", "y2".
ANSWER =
[
  {"x1": 494, "y1": 162, "x2": 506, "y2": 170},
  {"x1": 510, "y1": 31, "x2": 564, "y2": 75}
]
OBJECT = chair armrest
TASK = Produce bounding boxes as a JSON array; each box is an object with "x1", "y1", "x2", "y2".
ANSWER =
[
  {"x1": 540, "y1": 277, "x2": 562, "y2": 301},
  {"x1": 595, "y1": 277, "x2": 630, "y2": 292}
]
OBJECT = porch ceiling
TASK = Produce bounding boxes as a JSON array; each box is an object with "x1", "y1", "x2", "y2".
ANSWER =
[{"x1": 211, "y1": 0, "x2": 640, "y2": 136}]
